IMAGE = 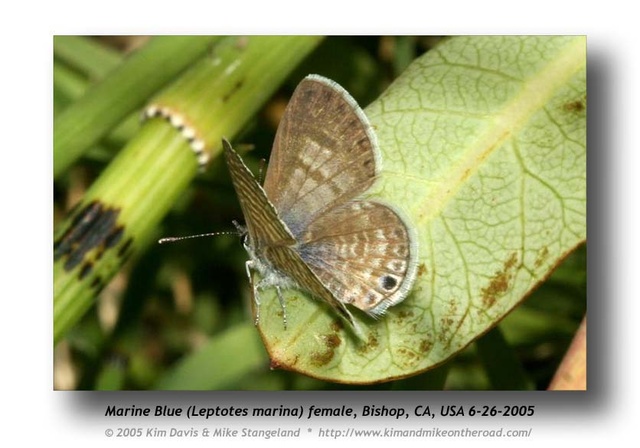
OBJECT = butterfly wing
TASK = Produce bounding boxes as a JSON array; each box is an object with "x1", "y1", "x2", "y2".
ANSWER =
[
  {"x1": 262, "y1": 75, "x2": 380, "y2": 238},
  {"x1": 297, "y1": 199, "x2": 419, "y2": 317},
  {"x1": 222, "y1": 138, "x2": 295, "y2": 249},
  {"x1": 224, "y1": 74, "x2": 416, "y2": 332},
  {"x1": 223, "y1": 139, "x2": 360, "y2": 330}
]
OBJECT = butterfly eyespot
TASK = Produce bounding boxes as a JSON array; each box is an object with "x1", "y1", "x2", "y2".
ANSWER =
[{"x1": 381, "y1": 275, "x2": 398, "y2": 291}]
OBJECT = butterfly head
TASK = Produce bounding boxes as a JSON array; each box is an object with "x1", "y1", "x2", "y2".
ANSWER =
[{"x1": 231, "y1": 220, "x2": 251, "y2": 250}]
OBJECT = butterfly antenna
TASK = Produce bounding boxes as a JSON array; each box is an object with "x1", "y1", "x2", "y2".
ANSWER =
[{"x1": 158, "y1": 230, "x2": 239, "y2": 244}]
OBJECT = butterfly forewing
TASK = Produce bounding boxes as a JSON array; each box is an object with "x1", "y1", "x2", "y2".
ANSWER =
[
  {"x1": 263, "y1": 75, "x2": 380, "y2": 237},
  {"x1": 222, "y1": 139, "x2": 358, "y2": 328},
  {"x1": 222, "y1": 139, "x2": 294, "y2": 249}
]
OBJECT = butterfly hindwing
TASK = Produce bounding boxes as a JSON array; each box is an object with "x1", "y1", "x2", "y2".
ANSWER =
[{"x1": 297, "y1": 200, "x2": 418, "y2": 316}]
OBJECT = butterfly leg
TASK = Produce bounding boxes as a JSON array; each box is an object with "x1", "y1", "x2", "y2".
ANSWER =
[
  {"x1": 244, "y1": 259, "x2": 288, "y2": 330},
  {"x1": 245, "y1": 260, "x2": 261, "y2": 326},
  {"x1": 275, "y1": 286, "x2": 287, "y2": 330}
]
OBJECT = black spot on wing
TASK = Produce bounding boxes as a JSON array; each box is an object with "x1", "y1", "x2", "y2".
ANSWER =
[{"x1": 382, "y1": 275, "x2": 397, "y2": 290}]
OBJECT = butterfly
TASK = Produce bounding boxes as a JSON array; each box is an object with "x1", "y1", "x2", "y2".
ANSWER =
[{"x1": 223, "y1": 74, "x2": 418, "y2": 336}]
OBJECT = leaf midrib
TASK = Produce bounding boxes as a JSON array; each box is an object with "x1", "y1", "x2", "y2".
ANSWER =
[{"x1": 417, "y1": 37, "x2": 586, "y2": 226}]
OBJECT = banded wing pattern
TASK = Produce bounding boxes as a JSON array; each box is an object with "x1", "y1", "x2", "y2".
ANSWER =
[{"x1": 224, "y1": 74, "x2": 417, "y2": 335}]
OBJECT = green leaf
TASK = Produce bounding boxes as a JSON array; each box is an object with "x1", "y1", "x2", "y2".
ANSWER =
[
  {"x1": 155, "y1": 323, "x2": 268, "y2": 390},
  {"x1": 475, "y1": 326, "x2": 533, "y2": 390},
  {"x1": 256, "y1": 36, "x2": 586, "y2": 384}
]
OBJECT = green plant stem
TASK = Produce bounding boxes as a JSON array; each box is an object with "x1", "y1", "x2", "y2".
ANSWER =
[
  {"x1": 54, "y1": 36, "x2": 323, "y2": 345},
  {"x1": 54, "y1": 36, "x2": 123, "y2": 80},
  {"x1": 54, "y1": 36, "x2": 221, "y2": 178}
]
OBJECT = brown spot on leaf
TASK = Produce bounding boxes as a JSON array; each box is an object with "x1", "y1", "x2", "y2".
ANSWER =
[
  {"x1": 367, "y1": 331, "x2": 379, "y2": 349},
  {"x1": 534, "y1": 246, "x2": 549, "y2": 269},
  {"x1": 393, "y1": 308, "x2": 416, "y2": 327},
  {"x1": 417, "y1": 263, "x2": 427, "y2": 277},
  {"x1": 481, "y1": 252, "x2": 519, "y2": 308},
  {"x1": 310, "y1": 332, "x2": 342, "y2": 367},
  {"x1": 438, "y1": 316, "x2": 455, "y2": 343},
  {"x1": 563, "y1": 98, "x2": 586, "y2": 113},
  {"x1": 356, "y1": 330, "x2": 379, "y2": 354},
  {"x1": 395, "y1": 347, "x2": 417, "y2": 365},
  {"x1": 419, "y1": 338, "x2": 433, "y2": 354}
]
